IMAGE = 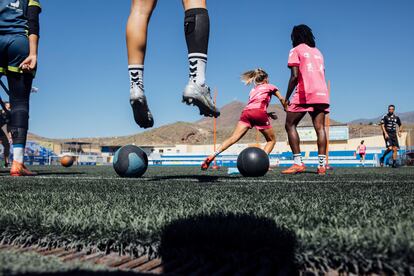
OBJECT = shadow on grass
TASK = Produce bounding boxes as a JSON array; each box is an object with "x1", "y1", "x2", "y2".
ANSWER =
[
  {"x1": 159, "y1": 213, "x2": 298, "y2": 275},
  {"x1": 148, "y1": 175, "x2": 223, "y2": 183},
  {"x1": 13, "y1": 271, "x2": 147, "y2": 276},
  {"x1": 35, "y1": 171, "x2": 87, "y2": 176}
]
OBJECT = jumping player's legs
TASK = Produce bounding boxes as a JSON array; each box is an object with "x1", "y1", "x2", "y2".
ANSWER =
[
  {"x1": 127, "y1": 0, "x2": 157, "y2": 129},
  {"x1": 182, "y1": 0, "x2": 220, "y2": 118},
  {"x1": 259, "y1": 128, "x2": 276, "y2": 154},
  {"x1": 0, "y1": 127, "x2": 10, "y2": 167},
  {"x1": 310, "y1": 109, "x2": 327, "y2": 168},
  {"x1": 201, "y1": 122, "x2": 249, "y2": 170}
]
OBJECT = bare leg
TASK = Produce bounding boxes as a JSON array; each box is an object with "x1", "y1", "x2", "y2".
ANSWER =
[
  {"x1": 214, "y1": 123, "x2": 249, "y2": 158},
  {"x1": 310, "y1": 111, "x2": 327, "y2": 155},
  {"x1": 285, "y1": 112, "x2": 306, "y2": 154},
  {"x1": 126, "y1": 0, "x2": 157, "y2": 65},
  {"x1": 260, "y1": 128, "x2": 276, "y2": 154},
  {"x1": 182, "y1": 0, "x2": 206, "y2": 10}
]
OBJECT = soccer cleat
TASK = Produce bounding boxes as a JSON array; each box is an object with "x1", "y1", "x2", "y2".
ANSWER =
[
  {"x1": 130, "y1": 83, "x2": 154, "y2": 129},
  {"x1": 317, "y1": 166, "x2": 327, "y2": 175},
  {"x1": 281, "y1": 163, "x2": 306, "y2": 175},
  {"x1": 201, "y1": 156, "x2": 215, "y2": 171},
  {"x1": 182, "y1": 81, "x2": 220, "y2": 118},
  {"x1": 379, "y1": 157, "x2": 385, "y2": 167},
  {"x1": 10, "y1": 161, "x2": 37, "y2": 177}
]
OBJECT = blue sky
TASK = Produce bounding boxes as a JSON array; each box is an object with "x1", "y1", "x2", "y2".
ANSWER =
[{"x1": 16, "y1": 0, "x2": 414, "y2": 138}]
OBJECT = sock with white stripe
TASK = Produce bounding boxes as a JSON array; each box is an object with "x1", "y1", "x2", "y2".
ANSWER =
[
  {"x1": 293, "y1": 153, "x2": 302, "y2": 166},
  {"x1": 318, "y1": 155, "x2": 326, "y2": 168},
  {"x1": 13, "y1": 144, "x2": 24, "y2": 163},
  {"x1": 128, "y1": 65, "x2": 144, "y2": 100},
  {"x1": 188, "y1": 53, "x2": 207, "y2": 85}
]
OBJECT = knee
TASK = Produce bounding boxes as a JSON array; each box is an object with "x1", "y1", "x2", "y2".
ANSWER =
[
  {"x1": 10, "y1": 101, "x2": 29, "y2": 129},
  {"x1": 130, "y1": 0, "x2": 156, "y2": 17},
  {"x1": 285, "y1": 123, "x2": 294, "y2": 132},
  {"x1": 314, "y1": 124, "x2": 325, "y2": 134}
]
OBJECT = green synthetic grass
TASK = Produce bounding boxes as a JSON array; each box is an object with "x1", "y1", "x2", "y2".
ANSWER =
[{"x1": 0, "y1": 166, "x2": 413, "y2": 274}]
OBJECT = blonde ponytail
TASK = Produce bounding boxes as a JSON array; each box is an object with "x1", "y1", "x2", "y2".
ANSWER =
[{"x1": 240, "y1": 68, "x2": 268, "y2": 86}]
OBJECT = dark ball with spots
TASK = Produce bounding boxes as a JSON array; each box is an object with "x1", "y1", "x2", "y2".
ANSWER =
[
  {"x1": 113, "y1": 145, "x2": 148, "y2": 178},
  {"x1": 237, "y1": 147, "x2": 269, "y2": 177}
]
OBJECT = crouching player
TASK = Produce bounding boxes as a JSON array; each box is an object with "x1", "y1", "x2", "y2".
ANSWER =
[
  {"x1": 282, "y1": 24, "x2": 330, "y2": 175},
  {"x1": 201, "y1": 69, "x2": 285, "y2": 170},
  {"x1": 0, "y1": 102, "x2": 11, "y2": 168},
  {"x1": 0, "y1": 0, "x2": 41, "y2": 176}
]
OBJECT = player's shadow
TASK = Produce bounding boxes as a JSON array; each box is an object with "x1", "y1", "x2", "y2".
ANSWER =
[{"x1": 159, "y1": 213, "x2": 298, "y2": 275}]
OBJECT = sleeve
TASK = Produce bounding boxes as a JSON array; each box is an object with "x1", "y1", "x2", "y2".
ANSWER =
[
  {"x1": 380, "y1": 115, "x2": 385, "y2": 125},
  {"x1": 397, "y1": 117, "x2": 402, "y2": 127},
  {"x1": 268, "y1": 84, "x2": 279, "y2": 93},
  {"x1": 288, "y1": 48, "x2": 300, "y2": 67},
  {"x1": 27, "y1": 0, "x2": 41, "y2": 36}
]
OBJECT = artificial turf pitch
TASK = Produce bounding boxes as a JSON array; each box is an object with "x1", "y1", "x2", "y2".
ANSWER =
[{"x1": 0, "y1": 166, "x2": 413, "y2": 275}]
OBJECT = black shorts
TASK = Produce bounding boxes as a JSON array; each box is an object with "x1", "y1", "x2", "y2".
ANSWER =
[
  {"x1": 359, "y1": 153, "x2": 365, "y2": 158},
  {"x1": 385, "y1": 132, "x2": 399, "y2": 148}
]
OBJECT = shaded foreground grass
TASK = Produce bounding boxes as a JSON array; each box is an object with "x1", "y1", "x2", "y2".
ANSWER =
[{"x1": 0, "y1": 166, "x2": 413, "y2": 274}]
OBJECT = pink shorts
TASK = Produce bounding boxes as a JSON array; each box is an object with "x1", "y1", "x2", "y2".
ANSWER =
[
  {"x1": 287, "y1": 103, "x2": 330, "y2": 113},
  {"x1": 239, "y1": 108, "x2": 271, "y2": 130}
]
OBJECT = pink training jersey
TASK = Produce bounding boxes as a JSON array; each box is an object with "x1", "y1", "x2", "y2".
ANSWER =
[
  {"x1": 288, "y1": 43, "x2": 329, "y2": 105},
  {"x1": 244, "y1": 83, "x2": 278, "y2": 111},
  {"x1": 359, "y1": 145, "x2": 367, "y2": 154}
]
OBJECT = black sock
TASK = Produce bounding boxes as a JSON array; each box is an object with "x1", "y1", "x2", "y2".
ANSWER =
[
  {"x1": 184, "y1": 8, "x2": 209, "y2": 85},
  {"x1": 382, "y1": 149, "x2": 391, "y2": 159}
]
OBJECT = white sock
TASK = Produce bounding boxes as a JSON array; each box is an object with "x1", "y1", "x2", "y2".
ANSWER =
[
  {"x1": 128, "y1": 65, "x2": 144, "y2": 99},
  {"x1": 318, "y1": 155, "x2": 326, "y2": 167},
  {"x1": 13, "y1": 146, "x2": 24, "y2": 163},
  {"x1": 188, "y1": 53, "x2": 207, "y2": 85},
  {"x1": 293, "y1": 154, "x2": 302, "y2": 165}
]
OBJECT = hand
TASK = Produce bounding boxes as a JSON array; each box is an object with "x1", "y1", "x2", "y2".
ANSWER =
[
  {"x1": 267, "y1": 112, "x2": 278, "y2": 120},
  {"x1": 398, "y1": 131, "x2": 402, "y2": 138},
  {"x1": 19, "y1": 55, "x2": 37, "y2": 72},
  {"x1": 283, "y1": 99, "x2": 290, "y2": 112},
  {"x1": 384, "y1": 133, "x2": 389, "y2": 140}
]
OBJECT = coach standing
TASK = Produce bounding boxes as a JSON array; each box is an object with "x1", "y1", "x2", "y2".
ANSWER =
[{"x1": 379, "y1": 105, "x2": 403, "y2": 168}]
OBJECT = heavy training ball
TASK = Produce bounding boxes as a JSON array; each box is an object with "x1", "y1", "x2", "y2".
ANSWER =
[
  {"x1": 60, "y1": 155, "x2": 74, "y2": 168},
  {"x1": 237, "y1": 147, "x2": 269, "y2": 177},
  {"x1": 113, "y1": 145, "x2": 148, "y2": 178}
]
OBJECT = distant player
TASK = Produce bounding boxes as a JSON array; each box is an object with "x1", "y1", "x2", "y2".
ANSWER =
[
  {"x1": 379, "y1": 105, "x2": 402, "y2": 168},
  {"x1": 0, "y1": 102, "x2": 11, "y2": 168},
  {"x1": 0, "y1": 0, "x2": 41, "y2": 176},
  {"x1": 356, "y1": 140, "x2": 366, "y2": 167},
  {"x1": 126, "y1": 0, "x2": 220, "y2": 129},
  {"x1": 282, "y1": 25, "x2": 329, "y2": 175},
  {"x1": 201, "y1": 69, "x2": 285, "y2": 170}
]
